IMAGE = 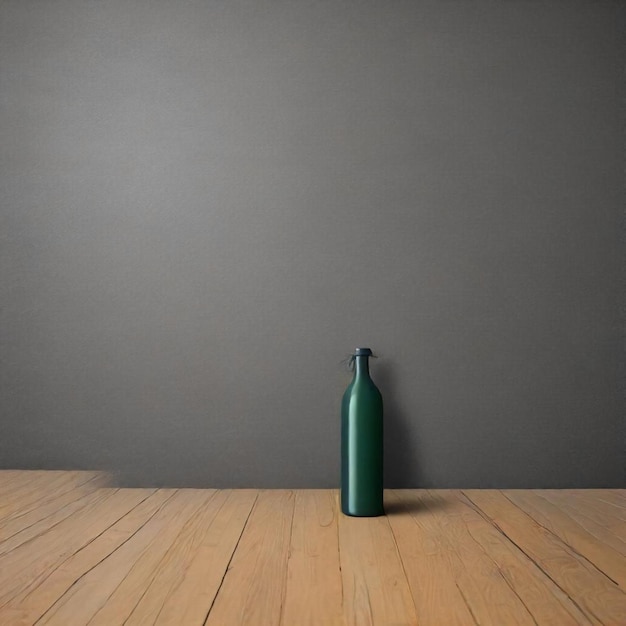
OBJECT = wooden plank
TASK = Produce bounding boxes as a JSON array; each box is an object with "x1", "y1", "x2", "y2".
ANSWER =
[
  {"x1": 0, "y1": 470, "x2": 77, "y2": 490},
  {"x1": 123, "y1": 489, "x2": 257, "y2": 626},
  {"x1": 595, "y1": 491, "x2": 626, "y2": 510},
  {"x1": 574, "y1": 490, "x2": 626, "y2": 520},
  {"x1": 384, "y1": 490, "x2": 477, "y2": 625},
  {"x1": 0, "y1": 488, "x2": 119, "y2": 605},
  {"x1": 152, "y1": 489, "x2": 257, "y2": 626},
  {"x1": 426, "y1": 489, "x2": 578, "y2": 625},
  {"x1": 534, "y1": 493, "x2": 626, "y2": 558},
  {"x1": 114, "y1": 490, "x2": 228, "y2": 625},
  {"x1": 567, "y1": 491, "x2": 626, "y2": 522},
  {"x1": 87, "y1": 489, "x2": 216, "y2": 626},
  {"x1": 0, "y1": 488, "x2": 152, "y2": 608},
  {"x1": 0, "y1": 475, "x2": 101, "y2": 541},
  {"x1": 391, "y1": 489, "x2": 574, "y2": 625},
  {"x1": 0, "y1": 471, "x2": 53, "y2": 498},
  {"x1": 338, "y1": 492, "x2": 417, "y2": 626},
  {"x1": 504, "y1": 490, "x2": 626, "y2": 589},
  {"x1": 464, "y1": 490, "x2": 626, "y2": 624},
  {"x1": 542, "y1": 491, "x2": 625, "y2": 534},
  {"x1": 1, "y1": 477, "x2": 625, "y2": 626},
  {"x1": 0, "y1": 489, "x2": 173, "y2": 626},
  {"x1": 0, "y1": 471, "x2": 95, "y2": 522},
  {"x1": 427, "y1": 491, "x2": 591, "y2": 625},
  {"x1": 0, "y1": 608, "x2": 35, "y2": 625},
  {"x1": 204, "y1": 490, "x2": 294, "y2": 626},
  {"x1": 38, "y1": 489, "x2": 212, "y2": 625},
  {"x1": 281, "y1": 490, "x2": 344, "y2": 626},
  {"x1": 0, "y1": 470, "x2": 93, "y2": 502},
  {"x1": 0, "y1": 470, "x2": 28, "y2": 485},
  {"x1": 565, "y1": 490, "x2": 626, "y2": 510},
  {"x1": 426, "y1": 490, "x2": 539, "y2": 624},
  {"x1": 0, "y1": 486, "x2": 106, "y2": 555},
  {"x1": 608, "y1": 490, "x2": 626, "y2": 504}
]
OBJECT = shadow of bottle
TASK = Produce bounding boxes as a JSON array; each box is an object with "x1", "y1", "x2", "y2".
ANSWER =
[{"x1": 373, "y1": 359, "x2": 420, "y2": 489}]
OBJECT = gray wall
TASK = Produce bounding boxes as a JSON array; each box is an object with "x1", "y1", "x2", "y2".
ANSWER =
[{"x1": 1, "y1": 0, "x2": 624, "y2": 487}]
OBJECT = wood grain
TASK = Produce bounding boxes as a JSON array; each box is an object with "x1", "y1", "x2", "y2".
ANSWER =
[
  {"x1": 541, "y1": 490, "x2": 626, "y2": 536},
  {"x1": 385, "y1": 490, "x2": 476, "y2": 625},
  {"x1": 0, "y1": 489, "x2": 172, "y2": 625},
  {"x1": 204, "y1": 490, "x2": 295, "y2": 626},
  {"x1": 0, "y1": 472, "x2": 98, "y2": 523},
  {"x1": 395, "y1": 489, "x2": 586, "y2": 625},
  {"x1": 0, "y1": 473, "x2": 624, "y2": 626},
  {"x1": 0, "y1": 488, "x2": 107, "y2": 556},
  {"x1": 338, "y1": 492, "x2": 418, "y2": 625},
  {"x1": 38, "y1": 489, "x2": 210, "y2": 625},
  {"x1": 464, "y1": 490, "x2": 626, "y2": 625},
  {"x1": 87, "y1": 490, "x2": 216, "y2": 626},
  {"x1": 504, "y1": 490, "x2": 626, "y2": 589},
  {"x1": 0, "y1": 488, "x2": 148, "y2": 608},
  {"x1": 447, "y1": 491, "x2": 590, "y2": 625},
  {"x1": 281, "y1": 490, "x2": 344, "y2": 626},
  {"x1": 153, "y1": 489, "x2": 258, "y2": 626}
]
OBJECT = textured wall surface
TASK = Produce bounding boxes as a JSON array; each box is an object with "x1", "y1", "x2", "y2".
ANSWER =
[{"x1": 1, "y1": 1, "x2": 623, "y2": 487}]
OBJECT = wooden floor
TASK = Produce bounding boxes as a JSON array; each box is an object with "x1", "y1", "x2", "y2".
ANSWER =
[{"x1": 0, "y1": 472, "x2": 624, "y2": 625}]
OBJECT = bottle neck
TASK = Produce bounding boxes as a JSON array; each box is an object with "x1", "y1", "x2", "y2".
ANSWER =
[{"x1": 354, "y1": 355, "x2": 370, "y2": 378}]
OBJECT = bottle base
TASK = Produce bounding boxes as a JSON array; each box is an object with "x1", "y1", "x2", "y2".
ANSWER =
[{"x1": 341, "y1": 509, "x2": 385, "y2": 517}]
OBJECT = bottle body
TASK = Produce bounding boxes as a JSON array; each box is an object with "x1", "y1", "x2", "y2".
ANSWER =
[{"x1": 341, "y1": 350, "x2": 384, "y2": 516}]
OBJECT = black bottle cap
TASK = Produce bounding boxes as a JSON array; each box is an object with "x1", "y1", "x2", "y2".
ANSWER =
[{"x1": 354, "y1": 347, "x2": 373, "y2": 356}]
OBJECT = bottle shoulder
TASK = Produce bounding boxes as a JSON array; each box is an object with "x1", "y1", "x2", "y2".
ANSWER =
[{"x1": 344, "y1": 376, "x2": 382, "y2": 399}]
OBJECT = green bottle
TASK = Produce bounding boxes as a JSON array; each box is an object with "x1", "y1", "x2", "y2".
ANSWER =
[{"x1": 341, "y1": 347, "x2": 384, "y2": 516}]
